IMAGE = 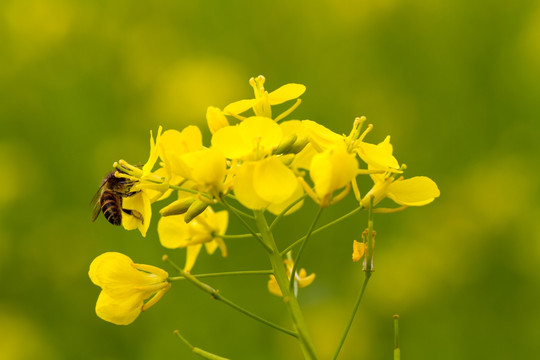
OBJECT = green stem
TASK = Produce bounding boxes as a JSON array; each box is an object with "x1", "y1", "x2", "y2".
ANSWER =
[
  {"x1": 253, "y1": 211, "x2": 319, "y2": 360},
  {"x1": 281, "y1": 206, "x2": 363, "y2": 256},
  {"x1": 269, "y1": 194, "x2": 307, "y2": 231},
  {"x1": 289, "y1": 207, "x2": 323, "y2": 291},
  {"x1": 221, "y1": 199, "x2": 272, "y2": 253},
  {"x1": 332, "y1": 273, "x2": 371, "y2": 360},
  {"x1": 168, "y1": 269, "x2": 273, "y2": 281},
  {"x1": 174, "y1": 330, "x2": 230, "y2": 360},
  {"x1": 214, "y1": 233, "x2": 258, "y2": 240},
  {"x1": 333, "y1": 197, "x2": 375, "y2": 360},
  {"x1": 221, "y1": 203, "x2": 255, "y2": 220},
  {"x1": 165, "y1": 256, "x2": 296, "y2": 338},
  {"x1": 394, "y1": 315, "x2": 400, "y2": 360}
]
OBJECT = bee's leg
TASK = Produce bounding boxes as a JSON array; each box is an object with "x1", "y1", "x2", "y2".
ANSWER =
[
  {"x1": 121, "y1": 191, "x2": 139, "y2": 197},
  {"x1": 122, "y1": 208, "x2": 144, "y2": 223},
  {"x1": 111, "y1": 190, "x2": 139, "y2": 197}
]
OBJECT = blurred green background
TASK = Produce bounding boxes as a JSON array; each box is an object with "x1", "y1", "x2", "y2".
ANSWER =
[{"x1": 1, "y1": 0, "x2": 539, "y2": 359}]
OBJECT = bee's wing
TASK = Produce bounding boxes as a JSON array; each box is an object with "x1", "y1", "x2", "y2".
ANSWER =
[{"x1": 90, "y1": 183, "x2": 106, "y2": 222}]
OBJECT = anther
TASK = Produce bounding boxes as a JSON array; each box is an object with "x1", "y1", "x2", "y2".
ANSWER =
[{"x1": 358, "y1": 124, "x2": 374, "y2": 142}]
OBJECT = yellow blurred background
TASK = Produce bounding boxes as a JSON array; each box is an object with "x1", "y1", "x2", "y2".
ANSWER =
[{"x1": 1, "y1": 0, "x2": 539, "y2": 359}]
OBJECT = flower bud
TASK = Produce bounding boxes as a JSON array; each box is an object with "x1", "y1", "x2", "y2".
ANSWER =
[
  {"x1": 160, "y1": 197, "x2": 196, "y2": 216},
  {"x1": 184, "y1": 200, "x2": 209, "y2": 223}
]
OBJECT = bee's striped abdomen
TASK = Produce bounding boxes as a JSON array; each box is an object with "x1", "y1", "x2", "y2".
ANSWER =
[{"x1": 100, "y1": 190, "x2": 122, "y2": 226}]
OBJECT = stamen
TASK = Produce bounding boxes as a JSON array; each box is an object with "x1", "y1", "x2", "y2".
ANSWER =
[
  {"x1": 373, "y1": 206, "x2": 408, "y2": 214},
  {"x1": 351, "y1": 178, "x2": 362, "y2": 202},
  {"x1": 358, "y1": 124, "x2": 374, "y2": 142},
  {"x1": 114, "y1": 171, "x2": 138, "y2": 182},
  {"x1": 142, "y1": 284, "x2": 171, "y2": 311},
  {"x1": 329, "y1": 184, "x2": 351, "y2": 206},
  {"x1": 275, "y1": 98, "x2": 302, "y2": 123},
  {"x1": 226, "y1": 112, "x2": 247, "y2": 122},
  {"x1": 357, "y1": 169, "x2": 386, "y2": 175},
  {"x1": 117, "y1": 159, "x2": 144, "y2": 178},
  {"x1": 134, "y1": 281, "x2": 170, "y2": 293},
  {"x1": 297, "y1": 177, "x2": 319, "y2": 205}
]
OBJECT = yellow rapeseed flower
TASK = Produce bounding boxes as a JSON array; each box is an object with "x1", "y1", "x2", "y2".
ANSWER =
[
  {"x1": 223, "y1": 75, "x2": 305, "y2": 119},
  {"x1": 157, "y1": 207, "x2": 228, "y2": 272},
  {"x1": 360, "y1": 137, "x2": 440, "y2": 208},
  {"x1": 211, "y1": 116, "x2": 301, "y2": 212},
  {"x1": 89, "y1": 252, "x2": 170, "y2": 325},
  {"x1": 309, "y1": 144, "x2": 358, "y2": 207}
]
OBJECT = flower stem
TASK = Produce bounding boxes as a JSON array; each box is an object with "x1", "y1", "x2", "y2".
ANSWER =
[
  {"x1": 332, "y1": 273, "x2": 371, "y2": 360},
  {"x1": 168, "y1": 269, "x2": 273, "y2": 281},
  {"x1": 221, "y1": 199, "x2": 272, "y2": 253},
  {"x1": 332, "y1": 197, "x2": 375, "y2": 360},
  {"x1": 269, "y1": 194, "x2": 307, "y2": 231},
  {"x1": 394, "y1": 315, "x2": 400, "y2": 360},
  {"x1": 281, "y1": 206, "x2": 363, "y2": 256},
  {"x1": 253, "y1": 211, "x2": 319, "y2": 360},
  {"x1": 174, "y1": 330, "x2": 230, "y2": 360},
  {"x1": 164, "y1": 255, "x2": 296, "y2": 338},
  {"x1": 214, "y1": 233, "x2": 258, "y2": 240},
  {"x1": 289, "y1": 207, "x2": 323, "y2": 291}
]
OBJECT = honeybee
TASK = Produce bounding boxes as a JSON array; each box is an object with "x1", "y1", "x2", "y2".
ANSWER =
[{"x1": 91, "y1": 171, "x2": 140, "y2": 226}]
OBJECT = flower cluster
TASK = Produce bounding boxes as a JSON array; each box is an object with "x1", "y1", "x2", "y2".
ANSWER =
[{"x1": 89, "y1": 75, "x2": 440, "y2": 327}]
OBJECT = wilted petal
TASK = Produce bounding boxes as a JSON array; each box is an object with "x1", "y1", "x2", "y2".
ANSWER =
[{"x1": 184, "y1": 243, "x2": 203, "y2": 272}]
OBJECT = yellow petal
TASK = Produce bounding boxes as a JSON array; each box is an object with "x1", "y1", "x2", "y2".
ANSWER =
[
  {"x1": 267, "y1": 181, "x2": 304, "y2": 216},
  {"x1": 253, "y1": 157, "x2": 297, "y2": 204},
  {"x1": 357, "y1": 141, "x2": 399, "y2": 171},
  {"x1": 206, "y1": 106, "x2": 229, "y2": 134},
  {"x1": 267, "y1": 275, "x2": 283, "y2": 297},
  {"x1": 291, "y1": 143, "x2": 316, "y2": 170},
  {"x1": 122, "y1": 192, "x2": 152, "y2": 237},
  {"x1": 211, "y1": 125, "x2": 252, "y2": 159},
  {"x1": 190, "y1": 148, "x2": 227, "y2": 187},
  {"x1": 184, "y1": 243, "x2": 203, "y2": 272},
  {"x1": 302, "y1": 120, "x2": 343, "y2": 152},
  {"x1": 142, "y1": 126, "x2": 163, "y2": 175},
  {"x1": 204, "y1": 240, "x2": 218, "y2": 255},
  {"x1": 233, "y1": 162, "x2": 270, "y2": 210},
  {"x1": 352, "y1": 240, "x2": 365, "y2": 262},
  {"x1": 213, "y1": 210, "x2": 229, "y2": 235},
  {"x1": 89, "y1": 252, "x2": 133, "y2": 287},
  {"x1": 310, "y1": 145, "x2": 358, "y2": 199},
  {"x1": 157, "y1": 215, "x2": 191, "y2": 248},
  {"x1": 239, "y1": 116, "x2": 282, "y2": 155},
  {"x1": 223, "y1": 99, "x2": 257, "y2": 115},
  {"x1": 268, "y1": 83, "x2": 306, "y2": 104},
  {"x1": 159, "y1": 127, "x2": 203, "y2": 159},
  {"x1": 95, "y1": 290, "x2": 144, "y2": 325},
  {"x1": 297, "y1": 271, "x2": 315, "y2": 288},
  {"x1": 387, "y1": 176, "x2": 440, "y2": 206}
]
